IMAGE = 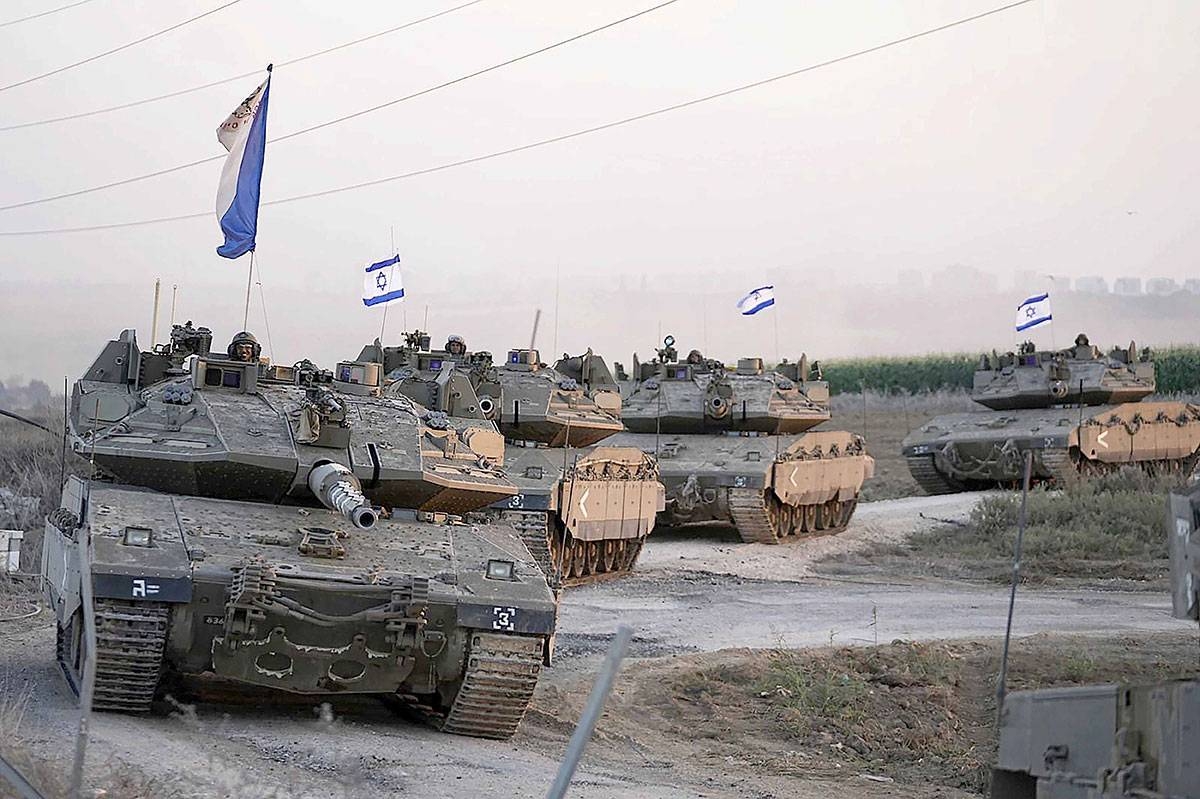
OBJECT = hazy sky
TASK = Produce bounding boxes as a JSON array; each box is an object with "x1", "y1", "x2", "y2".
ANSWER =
[{"x1": 1, "y1": 0, "x2": 1197, "y2": 384}]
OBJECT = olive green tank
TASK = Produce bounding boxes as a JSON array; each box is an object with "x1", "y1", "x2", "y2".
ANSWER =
[
  {"x1": 358, "y1": 332, "x2": 663, "y2": 586},
  {"x1": 41, "y1": 325, "x2": 556, "y2": 739},
  {"x1": 989, "y1": 481, "x2": 1200, "y2": 798},
  {"x1": 902, "y1": 334, "x2": 1200, "y2": 494},
  {"x1": 608, "y1": 336, "x2": 874, "y2": 544}
]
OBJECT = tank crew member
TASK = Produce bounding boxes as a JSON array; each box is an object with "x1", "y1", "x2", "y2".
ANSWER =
[
  {"x1": 686, "y1": 349, "x2": 704, "y2": 365},
  {"x1": 227, "y1": 331, "x2": 261, "y2": 363},
  {"x1": 445, "y1": 334, "x2": 467, "y2": 357},
  {"x1": 1074, "y1": 333, "x2": 1089, "y2": 348}
]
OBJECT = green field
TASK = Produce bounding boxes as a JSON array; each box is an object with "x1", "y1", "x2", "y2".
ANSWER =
[{"x1": 819, "y1": 345, "x2": 1200, "y2": 395}]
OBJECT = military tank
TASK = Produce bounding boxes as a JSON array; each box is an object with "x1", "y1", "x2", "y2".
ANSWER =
[
  {"x1": 608, "y1": 336, "x2": 874, "y2": 544},
  {"x1": 902, "y1": 334, "x2": 1200, "y2": 494},
  {"x1": 989, "y1": 481, "x2": 1200, "y2": 798},
  {"x1": 359, "y1": 332, "x2": 663, "y2": 586},
  {"x1": 41, "y1": 325, "x2": 556, "y2": 739}
]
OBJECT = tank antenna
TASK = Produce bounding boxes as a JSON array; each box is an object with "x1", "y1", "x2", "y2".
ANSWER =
[
  {"x1": 530, "y1": 308, "x2": 542, "y2": 353},
  {"x1": 552, "y1": 263, "x2": 560, "y2": 359},
  {"x1": 169, "y1": 283, "x2": 178, "y2": 329},
  {"x1": 996, "y1": 449, "x2": 1033, "y2": 726},
  {"x1": 150, "y1": 277, "x2": 161, "y2": 347}
]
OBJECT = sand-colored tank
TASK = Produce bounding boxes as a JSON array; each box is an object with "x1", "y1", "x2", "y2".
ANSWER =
[
  {"x1": 609, "y1": 336, "x2": 874, "y2": 544},
  {"x1": 902, "y1": 335, "x2": 1200, "y2": 493},
  {"x1": 42, "y1": 325, "x2": 555, "y2": 739},
  {"x1": 360, "y1": 332, "x2": 664, "y2": 585}
]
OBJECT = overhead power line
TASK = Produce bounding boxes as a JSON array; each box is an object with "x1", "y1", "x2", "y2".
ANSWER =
[
  {"x1": 0, "y1": 0, "x2": 242, "y2": 93},
  {"x1": 0, "y1": 0, "x2": 682, "y2": 211},
  {"x1": 0, "y1": 0, "x2": 1037, "y2": 238},
  {"x1": 0, "y1": 0, "x2": 98, "y2": 29},
  {"x1": 0, "y1": 0, "x2": 486, "y2": 132}
]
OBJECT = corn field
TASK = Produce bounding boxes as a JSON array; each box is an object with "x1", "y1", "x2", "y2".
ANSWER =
[{"x1": 820, "y1": 346, "x2": 1200, "y2": 395}]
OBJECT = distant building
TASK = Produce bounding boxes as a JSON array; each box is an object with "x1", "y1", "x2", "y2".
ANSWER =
[
  {"x1": 930, "y1": 264, "x2": 997, "y2": 294},
  {"x1": 1049, "y1": 275, "x2": 1072, "y2": 292},
  {"x1": 1074, "y1": 275, "x2": 1109, "y2": 294},
  {"x1": 1183, "y1": 279, "x2": 1200, "y2": 295},
  {"x1": 1113, "y1": 277, "x2": 1143, "y2": 296},
  {"x1": 1146, "y1": 277, "x2": 1179, "y2": 296}
]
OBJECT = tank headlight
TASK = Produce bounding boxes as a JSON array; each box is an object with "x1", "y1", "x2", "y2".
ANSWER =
[
  {"x1": 485, "y1": 559, "x2": 517, "y2": 581},
  {"x1": 122, "y1": 526, "x2": 153, "y2": 547}
]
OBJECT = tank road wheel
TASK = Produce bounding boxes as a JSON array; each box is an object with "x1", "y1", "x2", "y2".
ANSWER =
[
  {"x1": 801, "y1": 503, "x2": 818, "y2": 533},
  {"x1": 440, "y1": 633, "x2": 544, "y2": 740},
  {"x1": 814, "y1": 499, "x2": 836, "y2": 531},
  {"x1": 569, "y1": 540, "x2": 588, "y2": 580},
  {"x1": 905, "y1": 455, "x2": 967, "y2": 495},
  {"x1": 602, "y1": 541, "x2": 619, "y2": 572},
  {"x1": 585, "y1": 542, "x2": 602, "y2": 575}
]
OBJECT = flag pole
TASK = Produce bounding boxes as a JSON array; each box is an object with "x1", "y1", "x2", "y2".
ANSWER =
[
  {"x1": 772, "y1": 306, "x2": 781, "y2": 367},
  {"x1": 242, "y1": 252, "x2": 255, "y2": 331},
  {"x1": 380, "y1": 227, "x2": 395, "y2": 343}
]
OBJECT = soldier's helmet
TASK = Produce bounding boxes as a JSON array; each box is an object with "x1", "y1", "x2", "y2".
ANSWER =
[
  {"x1": 686, "y1": 349, "x2": 704, "y2": 365},
  {"x1": 1074, "y1": 333, "x2": 1090, "y2": 348},
  {"x1": 445, "y1": 334, "x2": 466, "y2": 356},
  {"x1": 227, "y1": 331, "x2": 261, "y2": 362}
]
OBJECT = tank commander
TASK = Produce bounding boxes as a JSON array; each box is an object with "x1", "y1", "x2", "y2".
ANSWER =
[
  {"x1": 227, "y1": 331, "x2": 261, "y2": 363},
  {"x1": 445, "y1": 334, "x2": 467, "y2": 357},
  {"x1": 686, "y1": 349, "x2": 705, "y2": 365}
]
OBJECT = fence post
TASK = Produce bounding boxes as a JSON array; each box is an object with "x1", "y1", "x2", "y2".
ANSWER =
[{"x1": 545, "y1": 626, "x2": 633, "y2": 799}]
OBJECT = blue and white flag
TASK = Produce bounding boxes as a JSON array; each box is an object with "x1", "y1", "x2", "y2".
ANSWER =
[
  {"x1": 363, "y1": 255, "x2": 404, "y2": 307},
  {"x1": 1015, "y1": 292, "x2": 1052, "y2": 332},
  {"x1": 736, "y1": 285, "x2": 775, "y2": 316},
  {"x1": 215, "y1": 69, "x2": 271, "y2": 259}
]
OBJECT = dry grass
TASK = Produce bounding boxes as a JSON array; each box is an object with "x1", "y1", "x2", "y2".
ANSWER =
[
  {"x1": 821, "y1": 468, "x2": 1186, "y2": 586},
  {"x1": 819, "y1": 389, "x2": 976, "y2": 501},
  {"x1": 647, "y1": 633, "x2": 1198, "y2": 795}
]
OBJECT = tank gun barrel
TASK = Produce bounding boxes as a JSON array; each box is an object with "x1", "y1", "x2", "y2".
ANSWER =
[{"x1": 307, "y1": 462, "x2": 378, "y2": 530}]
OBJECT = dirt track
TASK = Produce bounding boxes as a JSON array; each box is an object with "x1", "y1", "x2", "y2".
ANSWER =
[{"x1": 3, "y1": 492, "x2": 1193, "y2": 799}]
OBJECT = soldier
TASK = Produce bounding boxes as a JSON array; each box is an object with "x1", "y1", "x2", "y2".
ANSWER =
[
  {"x1": 445, "y1": 334, "x2": 467, "y2": 357},
  {"x1": 227, "y1": 331, "x2": 261, "y2": 363},
  {"x1": 1074, "y1": 333, "x2": 1089, "y2": 348},
  {"x1": 686, "y1": 349, "x2": 704, "y2": 365}
]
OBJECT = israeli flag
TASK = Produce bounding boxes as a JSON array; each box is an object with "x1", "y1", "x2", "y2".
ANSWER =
[
  {"x1": 736, "y1": 285, "x2": 775, "y2": 315},
  {"x1": 363, "y1": 255, "x2": 403, "y2": 307},
  {"x1": 1015, "y1": 292, "x2": 1052, "y2": 332},
  {"x1": 215, "y1": 69, "x2": 271, "y2": 259}
]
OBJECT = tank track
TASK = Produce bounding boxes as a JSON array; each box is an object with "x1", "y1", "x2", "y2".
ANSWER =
[
  {"x1": 728, "y1": 487, "x2": 780, "y2": 544},
  {"x1": 501, "y1": 510, "x2": 561, "y2": 589},
  {"x1": 1039, "y1": 448, "x2": 1075, "y2": 482},
  {"x1": 905, "y1": 455, "x2": 967, "y2": 495},
  {"x1": 728, "y1": 488, "x2": 860, "y2": 544},
  {"x1": 548, "y1": 529, "x2": 645, "y2": 587},
  {"x1": 440, "y1": 632, "x2": 544, "y2": 739},
  {"x1": 57, "y1": 599, "x2": 170, "y2": 712}
]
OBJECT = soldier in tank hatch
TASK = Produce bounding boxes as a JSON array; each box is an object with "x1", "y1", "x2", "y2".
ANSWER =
[
  {"x1": 445, "y1": 334, "x2": 467, "y2": 357},
  {"x1": 227, "y1": 331, "x2": 261, "y2": 363}
]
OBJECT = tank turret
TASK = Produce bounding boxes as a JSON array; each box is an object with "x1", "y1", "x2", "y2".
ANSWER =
[
  {"x1": 620, "y1": 336, "x2": 831, "y2": 435},
  {"x1": 608, "y1": 336, "x2": 873, "y2": 545},
  {"x1": 902, "y1": 333, "x2": 1200, "y2": 494},
  {"x1": 41, "y1": 325, "x2": 555, "y2": 740},
  {"x1": 972, "y1": 333, "x2": 1156, "y2": 411},
  {"x1": 479, "y1": 347, "x2": 623, "y2": 448}
]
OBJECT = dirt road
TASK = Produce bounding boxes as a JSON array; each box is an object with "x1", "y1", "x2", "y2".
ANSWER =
[{"x1": 3, "y1": 492, "x2": 1191, "y2": 799}]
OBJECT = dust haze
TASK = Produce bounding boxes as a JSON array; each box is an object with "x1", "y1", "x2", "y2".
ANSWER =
[{"x1": 1, "y1": 0, "x2": 1197, "y2": 384}]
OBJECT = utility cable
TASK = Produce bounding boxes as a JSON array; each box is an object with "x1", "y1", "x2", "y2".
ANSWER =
[
  {"x1": 0, "y1": 0, "x2": 681, "y2": 212},
  {"x1": 0, "y1": 0, "x2": 242, "y2": 93},
  {"x1": 0, "y1": 0, "x2": 485, "y2": 132},
  {"x1": 0, "y1": 0, "x2": 97, "y2": 29},
  {"x1": 0, "y1": 0, "x2": 1037, "y2": 237}
]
